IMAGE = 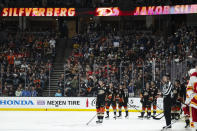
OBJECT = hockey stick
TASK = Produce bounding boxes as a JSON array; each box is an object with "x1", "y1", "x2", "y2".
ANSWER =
[
  {"x1": 152, "y1": 114, "x2": 164, "y2": 120},
  {"x1": 161, "y1": 116, "x2": 185, "y2": 131},
  {"x1": 153, "y1": 100, "x2": 184, "y2": 120},
  {"x1": 156, "y1": 105, "x2": 163, "y2": 111},
  {"x1": 86, "y1": 114, "x2": 97, "y2": 125},
  {"x1": 154, "y1": 106, "x2": 183, "y2": 121},
  {"x1": 152, "y1": 112, "x2": 164, "y2": 120}
]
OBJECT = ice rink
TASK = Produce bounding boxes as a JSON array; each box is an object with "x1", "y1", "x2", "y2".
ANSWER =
[{"x1": 0, "y1": 111, "x2": 195, "y2": 131}]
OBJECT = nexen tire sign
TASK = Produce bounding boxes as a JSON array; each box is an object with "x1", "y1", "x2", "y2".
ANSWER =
[{"x1": 0, "y1": 97, "x2": 163, "y2": 111}]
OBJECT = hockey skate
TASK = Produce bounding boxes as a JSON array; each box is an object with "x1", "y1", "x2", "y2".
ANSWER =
[
  {"x1": 125, "y1": 111, "x2": 129, "y2": 118},
  {"x1": 117, "y1": 114, "x2": 122, "y2": 118},
  {"x1": 146, "y1": 115, "x2": 151, "y2": 119},
  {"x1": 146, "y1": 112, "x2": 151, "y2": 119},
  {"x1": 105, "y1": 115, "x2": 109, "y2": 119},
  {"x1": 113, "y1": 115, "x2": 116, "y2": 119},
  {"x1": 96, "y1": 119, "x2": 103, "y2": 124},
  {"x1": 125, "y1": 114, "x2": 129, "y2": 118},
  {"x1": 138, "y1": 115, "x2": 143, "y2": 118},
  {"x1": 117, "y1": 111, "x2": 122, "y2": 119},
  {"x1": 138, "y1": 112, "x2": 145, "y2": 119},
  {"x1": 185, "y1": 120, "x2": 190, "y2": 128},
  {"x1": 96, "y1": 120, "x2": 100, "y2": 124},
  {"x1": 152, "y1": 111, "x2": 156, "y2": 117}
]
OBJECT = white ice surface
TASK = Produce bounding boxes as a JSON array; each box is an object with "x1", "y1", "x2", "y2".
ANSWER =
[{"x1": 0, "y1": 111, "x2": 195, "y2": 131}]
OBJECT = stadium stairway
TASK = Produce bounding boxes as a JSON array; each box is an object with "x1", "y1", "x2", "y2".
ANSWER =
[{"x1": 43, "y1": 39, "x2": 73, "y2": 97}]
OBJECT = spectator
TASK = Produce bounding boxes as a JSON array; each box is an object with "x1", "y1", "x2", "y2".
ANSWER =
[
  {"x1": 128, "y1": 81, "x2": 135, "y2": 97},
  {"x1": 49, "y1": 37, "x2": 56, "y2": 49},
  {"x1": 7, "y1": 52, "x2": 15, "y2": 70},
  {"x1": 21, "y1": 87, "x2": 31, "y2": 97},
  {"x1": 39, "y1": 70, "x2": 47, "y2": 89},
  {"x1": 64, "y1": 88, "x2": 72, "y2": 97},
  {"x1": 71, "y1": 76, "x2": 79, "y2": 96},
  {"x1": 58, "y1": 74, "x2": 64, "y2": 91},
  {"x1": 49, "y1": 37, "x2": 56, "y2": 54},
  {"x1": 36, "y1": 84, "x2": 43, "y2": 96},
  {"x1": 2, "y1": 82, "x2": 9, "y2": 96},
  {"x1": 15, "y1": 87, "x2": 22, "y2": 97},
  {"x1": 8, "y1": 86, "x2": 15, "y2": 96},
  {"x1": 55, "y1": 89, "x2": 62, "y2": 97},
  {"x1": 31, "y1": 87, "x2": 37, "y2": 97}
]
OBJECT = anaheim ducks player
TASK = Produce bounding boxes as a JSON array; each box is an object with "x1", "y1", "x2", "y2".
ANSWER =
[
  {"x1": 150, "y1": 81, "x2": 159, "y2": 116},
  {"x1": 116, "y1": 84, "x2": 129, "y2": 118},
  {"x1": 90, "y1": 80, "x2": 106, "y2": 124},
  {"x1": 105, "y1": 82, "x2": 117, "y2": 119},
  {"x1": 139, "y1": 82, "x2": 153, "y2": 119}
]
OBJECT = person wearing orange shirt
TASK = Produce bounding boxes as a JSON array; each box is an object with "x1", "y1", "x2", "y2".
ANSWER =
[{"x1": 7, "y1": 52, "x2": 15, "y2": 70}]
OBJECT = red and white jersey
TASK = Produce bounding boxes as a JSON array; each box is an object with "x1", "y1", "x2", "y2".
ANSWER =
[{"x1": 186, "y1": 69, "x2": 197, "y2": 109}]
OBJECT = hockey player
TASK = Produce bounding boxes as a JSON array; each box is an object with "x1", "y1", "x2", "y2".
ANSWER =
[
  {"x1": 90, "y1": 80, "x2": 106, "y2": 124},
  {"x1": 181, "y1": 80, "x2": 190, "y2": 128},
  {"x1": 183, "y1": 104, "x2": 190, "y2": 128},
  {"x1": 139, "y1": 82, "x2": 153, "y2": 119},
  {"x1": 117, "y1": 84, "x2": 129, "y2": 118},
  {"x1": 105, "y1": 82, "x2": 117, "y2": 119},
  {"x1": 122, "y1": 84, "x2": 129, "y2": 118},
  {"x1": 150, "y1": 81, "x2": 159, "y2": 116},
  {"x1": 185, "y1": 68, "x2": 197, "y2": 130},
  {"x1": 171, "y1": 80, "x2": 182, "y2": 120}
]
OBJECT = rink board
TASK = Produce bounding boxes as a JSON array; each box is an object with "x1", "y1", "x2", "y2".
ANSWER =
[{"x1": 0, "y1": 97, "x2": 163, "y2": 112}]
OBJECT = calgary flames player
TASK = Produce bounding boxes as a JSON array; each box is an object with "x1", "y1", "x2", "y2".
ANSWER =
[
  {"x1": 185, "y1": 67, "x2": 197, "y2": 131},
  {"x1": 183, "y1": 104, "x2": 190, "y2": 128}
]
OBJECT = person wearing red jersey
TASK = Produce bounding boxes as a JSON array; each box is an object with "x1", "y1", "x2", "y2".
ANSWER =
[{"x1": 185, "y1": 67, "x2": 197, "y2": 131}]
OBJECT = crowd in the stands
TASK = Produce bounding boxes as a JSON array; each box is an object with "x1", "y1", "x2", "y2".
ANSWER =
[
  {"x1": 55, "y1": 21, "x2": 197, "y2": 97},
  {"x1": 0, "y1": 31, "x2": 56, "y2": 96},
  {"x1": 0, "y1": 21, "x2": 196, "y2": 97}
]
